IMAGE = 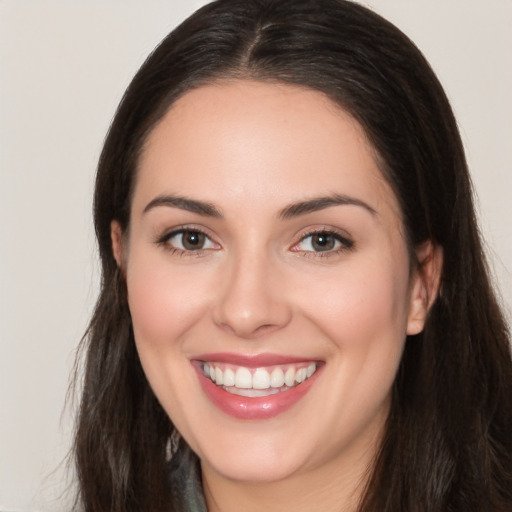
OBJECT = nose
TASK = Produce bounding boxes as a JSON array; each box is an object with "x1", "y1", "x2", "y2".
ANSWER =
[{"x1": 212, "y1": 250, "x2": 292, "y2": 339}]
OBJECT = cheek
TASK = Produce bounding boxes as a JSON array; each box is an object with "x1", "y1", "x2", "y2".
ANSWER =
[
  {"x1": 126, "y1": 254, "x2": 214, "y2": 353},
  {"x1": 292, "y1": 250, "x2": 411, "y2": 424},
  {"x1": 299, "y1": 255, "x2": 411, "y2": 347},
  {"x1": 124, "y1": 255, "x2": 216, "y2": 426}
]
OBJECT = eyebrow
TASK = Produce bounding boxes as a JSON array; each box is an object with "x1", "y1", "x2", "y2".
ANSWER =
[
  {"x1": 278, "y1": 194, "x2": 376, "y2": 219},
  {"x1": 142, "y1": 193, "x2": 376, "y2": 219},
  {"x1": 143, "y1": 195, "x2": 223, "y2": 218}
]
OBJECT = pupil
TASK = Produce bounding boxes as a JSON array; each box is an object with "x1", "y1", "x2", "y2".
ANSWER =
[
  {"x1": 183, "y1": 231, "x2": 205, "y2": 250},
  {"x1": 312, "y1": 233, "x2": 334, "y2": 251}
]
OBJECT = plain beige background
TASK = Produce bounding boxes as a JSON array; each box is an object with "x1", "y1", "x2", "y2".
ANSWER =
[{"x1": 1, "y1": 1, "x2": 510, "y2": 510}]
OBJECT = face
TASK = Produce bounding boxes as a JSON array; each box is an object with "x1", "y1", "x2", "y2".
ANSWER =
[{"x1": 113, "y1": 81, "x2": 432, "y2": 486}]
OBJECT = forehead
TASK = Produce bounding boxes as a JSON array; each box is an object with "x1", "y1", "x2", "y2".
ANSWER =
[{"x1": 135, "y1": 80, "x2": 400, "y2": 221}]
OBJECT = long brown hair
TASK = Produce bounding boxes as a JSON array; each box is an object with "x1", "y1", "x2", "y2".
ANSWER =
[{"x1": 74, "y1": 1, "x2": 512, "y2": 510}]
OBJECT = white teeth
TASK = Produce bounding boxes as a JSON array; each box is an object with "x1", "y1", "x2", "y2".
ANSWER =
[
  {"x1": 295, "y1": 367, "x2": 307, "y2": 384},
  {"x1": 284, "y1": 367, "x2": 295, "y2": 387},
  {"x1": 270, "y1": 367, "x2": 285, "y2": 388},
  {"x1": 252, "y1": 368, "x2": 271, "y2": 389},
  {"x1": 223, "y1": 367, "x2": 235, "y2": 386},
  {"x1": 226, "y1": 386, "x2": 283, "y2": 397},
  {"x1": 235, "y1": 367, "x2": 252, "y2": 389},
  {"x1": 202, "y1": 361, "x2": 318, "y2": 391},
  {"x1": 215, "y1": 367, "x2": 223, "y2": 386}
]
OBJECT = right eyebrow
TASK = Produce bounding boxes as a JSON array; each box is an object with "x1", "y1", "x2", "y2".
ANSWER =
[{"x1": 142, "y1": 194, "x2": 223, "y2": 218}]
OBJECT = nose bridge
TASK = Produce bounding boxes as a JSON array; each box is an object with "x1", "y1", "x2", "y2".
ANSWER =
[{"x1": 213, "y1": 242, "x2": 291, "y2": 338}]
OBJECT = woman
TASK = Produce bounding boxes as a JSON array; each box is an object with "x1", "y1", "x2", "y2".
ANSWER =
[{"x1": 73, "y1": 0, "x2": 512, "y2": 510}]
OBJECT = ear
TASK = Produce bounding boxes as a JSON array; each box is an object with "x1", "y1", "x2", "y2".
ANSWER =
[
  {"x1": 110, "y1": 220, "x2": 126, "y2": 271},
  {"x1": 406, "y1": 240, "x2": 443, "y2": 335}
]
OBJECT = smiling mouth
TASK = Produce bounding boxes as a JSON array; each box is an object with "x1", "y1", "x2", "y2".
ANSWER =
[{"x1": 202, "y1": 361, "x2": 318, "y2": 397}]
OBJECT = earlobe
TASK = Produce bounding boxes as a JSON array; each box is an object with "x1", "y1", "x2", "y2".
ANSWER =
[
  {"x1": 110, "y1": 220, "x2": 126, "y2": 270},
  {"x1": 406, "y1": 241, "x2": 443, "y2": 335}
]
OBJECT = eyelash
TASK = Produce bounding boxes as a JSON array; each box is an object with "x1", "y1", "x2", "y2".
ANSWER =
[
  {"x1": 291, "y1": 229, "x2": 354, "y2": 258},
  {"x1": 155, "y1": 227, "x2": 354, "y2": 258},
  {"x1": 156, "y1": 227, "x2": 218, "y2": 257}
]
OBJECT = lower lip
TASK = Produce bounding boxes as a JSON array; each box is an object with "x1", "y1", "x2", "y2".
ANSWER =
[{"x1": 194, "y1": 364, "x2": 321, "y2": 420}]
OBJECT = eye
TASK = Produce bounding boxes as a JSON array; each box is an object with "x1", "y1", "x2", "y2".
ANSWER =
[
  {"x1": 292, "y1": 230, "x2": 353, "y2": 253},
  {"x1": 159, "y1": 229, "x2": 219, "y2": 252}
]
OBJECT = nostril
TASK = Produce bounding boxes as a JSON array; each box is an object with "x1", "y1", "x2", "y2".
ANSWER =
[{"x1": 253, "y1": 324, "x2": 282, "y2": 336}]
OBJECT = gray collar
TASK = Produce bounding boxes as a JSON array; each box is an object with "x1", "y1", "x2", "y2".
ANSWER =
[{"x1": 168, "y1": 440, "x2": 208, "y2": 512}]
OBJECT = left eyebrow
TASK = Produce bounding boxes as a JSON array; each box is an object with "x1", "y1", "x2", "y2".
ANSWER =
[{"x1": 278, "y1": 194, "x2": 377, "y2": 219}]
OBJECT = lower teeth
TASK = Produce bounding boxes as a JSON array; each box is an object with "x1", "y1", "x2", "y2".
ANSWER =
[{"x1": 223, "y1": 385, "x2": 291, "y2": 397}]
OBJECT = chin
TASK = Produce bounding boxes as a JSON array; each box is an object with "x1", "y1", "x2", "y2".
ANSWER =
[{"x1": 201, "y1": 446, "x2": 306, "y2": 484}]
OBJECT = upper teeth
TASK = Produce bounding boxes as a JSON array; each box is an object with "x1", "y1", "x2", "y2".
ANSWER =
[{"x1": 203, "y1": 362, "x2": 317, "y2": 390}]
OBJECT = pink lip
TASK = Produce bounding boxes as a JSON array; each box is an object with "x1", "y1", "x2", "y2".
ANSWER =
[
  {"x1": 192, "y1": 357, "x2": 322, "y2": 420},
  {"x1": 193, "y1": 352, "x2": 315, "y2": 367}
]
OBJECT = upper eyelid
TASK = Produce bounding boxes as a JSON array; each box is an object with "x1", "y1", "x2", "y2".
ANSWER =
[
  {"x1": 155, "y1": 224, "x2": 353, "y2": 250},
  {"x1": 294, "y1": 226, "x2": 353, "y2": 243},
  {"x1": 156, "y1": 227, "x2": 221, "y2": 255},
  {"x1": 290, "y1": 228, "x2": 355, "y2": 254},
  {"x1": 156, "y1": 225, "x2": 216, "y2": 242}
]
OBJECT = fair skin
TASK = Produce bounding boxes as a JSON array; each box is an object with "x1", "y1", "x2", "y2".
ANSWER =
[{"x1": 112, "y1": 80, "x2": 441, "y2": 512}]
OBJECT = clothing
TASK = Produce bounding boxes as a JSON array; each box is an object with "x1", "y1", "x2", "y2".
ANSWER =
[{"x1": 168, "y1": 441, "x2": 208, "y2": 512}]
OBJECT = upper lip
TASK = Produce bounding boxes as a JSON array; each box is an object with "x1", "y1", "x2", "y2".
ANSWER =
[{"x1": 192, "y1": 352, "x2": 321, "y2": 367}]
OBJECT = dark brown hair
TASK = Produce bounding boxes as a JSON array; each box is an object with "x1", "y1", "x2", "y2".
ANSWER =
[{"x1": 74, "y1": 0, "x2": 512, "y2": 510}]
